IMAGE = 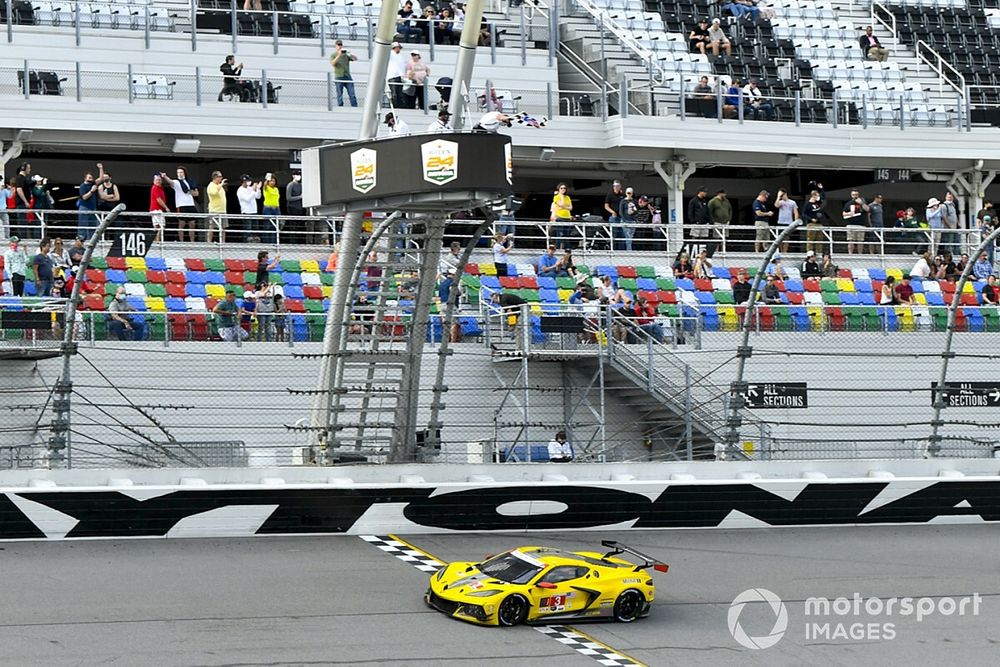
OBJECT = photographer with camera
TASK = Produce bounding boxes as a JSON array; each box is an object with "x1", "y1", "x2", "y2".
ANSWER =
[
  {"x1": 77, "y1": 163, "x2": 109, "y2": 241},
  {"x1": 238, "y1": 174, "x2": 262, "y2": 243},
  {"x1": 218, "y1": 55, "x2": 253, "y2": 102},
  {"x1": 330, "y1": 40, "x2": 358, "y2": 107}
]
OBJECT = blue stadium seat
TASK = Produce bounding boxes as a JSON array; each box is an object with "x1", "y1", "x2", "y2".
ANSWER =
[
  {"x1": 106, "y1": 269, "x2": 127, "y2": 283},
  {"x1": 503, "y1": 444, "x2": 551, "y2": 462},
  {"x1": 284, "y1": 286, "x2": 305, "y2": 300},
  {"x1": 480, "y1": 276, "x2": 501, "y2": 290},
  {"x1": 712, "y1": 266, "x2": 730, "y2": 280},
  {"x1": 186, "y1": 271, "x2": 208, "y2": 284},
  {"x1": 637, "y1": 278, "x2": 657, "y2": 291},
  {"x1": 23, "y1": 282, "x2": 36, "y2": 296},
  {"x1": 909, "y1": 278, "x2": 924, "y2": 293},
  {"x1": 840, "y1": 292, "x2": 860, "y2": 306},
  {"x1": 539, "y1": 288, "x2": 559, "y2": 303},
  {"x1": 880, "y1": 307, "x2": 899, "y2": 331},
  {"x1": 506, "y1": 265, "x2": 520, "y2": 277},
  {"x1": 284, "y1": 273, "x2": 303, "y2": 286},
  {"x1": 964, "y1": 308, "x2": 985, "y2": 332},
  {"x1": 858, "y1": 292, "x2": 877, "y2": 306},
  {"x1": 204, "y1": 271, "x2": 225, "y2": 285},
  {"x1": 145, "y1": 257, "x2": 167, "y2": 271},
  {"x1": 701, "y1": 308, "x2": 719, "y2": 331},
  {"x1": 855, "y1": 279, "x2": 873, "y2": 293},
  {"x1": 695, "y1": 291, "x2": 716, "y2": 305},
  {"x1": 784, "y1": 279, "x2": 804, "y2": 292},
  {"x1": 291, "y1": 314, "x2": 309, "y2": 341},
  {"x1": 458, "y1": 316, "x2": 481, "y2": 336},
  {"x1": 675, "y1": 278, "x2": 695, "y2": 291},
  {"x1": 594, "y1": 265, "x2": 617, "y2": 279},
  {"x1": 790, "y1": 306, "x2": 810, "y2": 331},
  {"x1": 925, "y1": 292, "x2": 945, "y2": 306},
  {"x1": 127, "y1": 297, "x2": 147, "y2": 311},
  {"x1": 537, "y1": 276, "x2": 557, "y2": 290},
  {"x1": 869, "y1": 268, "x2": 887, "y2": 281},
  {"x1": 165, "y1": 297, "x2": 187, "y2": 312},
  {"x1": 186, "y1": 283, "x2": 207, "y2": 298}
]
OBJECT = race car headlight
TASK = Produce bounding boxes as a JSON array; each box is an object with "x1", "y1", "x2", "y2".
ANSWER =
[{"x1": 466, "y1": 590, "x2": 502, "y2": 597}]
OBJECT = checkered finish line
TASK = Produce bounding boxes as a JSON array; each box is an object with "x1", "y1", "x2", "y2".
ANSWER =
[
  {"x1": 535, "y1": 626, "x2": 645, "y2": 667},
  {"x1": 359, "y1": 535, "x2": 445, "y2": 573}
]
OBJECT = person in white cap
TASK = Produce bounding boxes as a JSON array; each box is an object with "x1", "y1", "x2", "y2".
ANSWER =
[
  {"x1": 707, "y1": 18, "x2": 732, "y2": 57},
  {"x1": 925, "y1": 196, "x2": 944, "y2": 257},
  {"x1": 800, "y1": 249, "x2": 821, "y2": 278},
  {"x1": 386, "y1": 41, "x2": 408, "y2": 109}
]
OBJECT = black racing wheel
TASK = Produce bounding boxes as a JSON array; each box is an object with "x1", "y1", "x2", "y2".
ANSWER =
[
  {"x1": 613, "y1": 589, "x2": 645, "y2": 623},
  {"x1": 497, "y1": 594, "x2": 528, "y2": 627}
]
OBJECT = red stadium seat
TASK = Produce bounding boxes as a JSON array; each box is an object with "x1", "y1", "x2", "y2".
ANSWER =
[
  {"x1": 954, "y1": 308, "x2": 968, "y2": 331},
  {"x1": 825, "y1": 307, "x2": 846, "y2": 331},
  {"x1": 872, "y1": 279, "x2": 883, "y2": 295},
  {"x1": 188, "y1": 314, "x2": 211, "y2": 340},
  {"x1": 185, "y1": 258, "x2": 206, "y2": 271},
  {"x1": 223, "y1": 259, "x2": 243, "y2": 272},
  {"x1": 940, "y1": 280, "x2": 957, "y2": 295},
  {"x1": 757, "y1": 307, "x2": 775, "y2": 330},
  {"x1": 728, "y1": 267, "x2": 744, "y2": 278},
  {"x1": 166, "y1": 270, "x2": 186, "y2": 284},
  {"x1": 656, "y1": 290, "x2": 677, "y2": 304},
  {"x1": 83, "y1": 293, "x2": 105, "y2": 311},
  {"x1": 168, "y1": 314, "x2": 190, "y2": 341},
  {"x1": 637, "y1": 289, "x2": 658, "y2": 304},
  {"x1": 616, "y1": 265, "x2": 637, "y2": 278},
  {"x1": 85, "y1": 269, "x2": 106, "y2": 283},
  {"x1": 146, "y1": 270, "x2": 166, "y2": 284},
  {"x1": 205, "y1": 297, "x2": 220, "y2": 311},
  {"x1": 785, "y1": 292, "x2": 804, "y2": 305},
  {"x1": 773, "y1": 280, "x2": 786, "y2": 292},
  {"x1": 838, "y1": 268, "x2": 853, "y2": 279},
  {"x1": 499, "y1": 276, "x2": 519, "y2": 288},
  {"x1": 464, "y1": 263, "x2": 479, "y2": 276},
  {"x1": 694, "y1": 278, "x2": 713, "y2": 292},
  {"x1": 960, "y1": 292, "x2": 979, "y2": 306},
  {"x1": 106, "y1": 256, "x2": 126, "y2": 270},
  {"x1": 303, "y1": 285, "x2": 323, "y2": 300},
  {"x1": 285, "y1": 299, "x2": 306, "y2": 313},
  {"x1": 166, "y1": 283, "x2": 186, "y2": 298},
  {"x1": 803, "y1": 278, "x2": 821, "y2": 292},
  {"x1": 519, "y1": 276, "x2": 538, "y2": 289},
  {"x1": 223, "y1": 270, "x2": 243, "y2": 285}
]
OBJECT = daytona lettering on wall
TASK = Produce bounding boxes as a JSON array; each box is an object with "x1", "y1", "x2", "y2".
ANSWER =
[{"x1": 2, "y1": 480, "x2": 1000, "y2": 540}]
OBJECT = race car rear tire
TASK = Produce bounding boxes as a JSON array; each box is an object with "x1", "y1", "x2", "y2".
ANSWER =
[
  {"x1": 613, "y1": 589, "x2": 645, "y2": 623},
  {"x1": 497, "y1": 594, "x2": 528, "y2": 627}
]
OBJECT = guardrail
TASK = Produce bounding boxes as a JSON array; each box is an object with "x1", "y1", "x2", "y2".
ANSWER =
[
  {"x1": 871, "y1": 1, "x2": 897, "y2": 42},
  {"x1": 915, "y1": 39, "x2": 967, "y2": 102}
]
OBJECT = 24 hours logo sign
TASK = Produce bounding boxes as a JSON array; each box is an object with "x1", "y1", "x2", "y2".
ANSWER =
[
  {"x1": 421, "y1": 139, "x2": 458, "y2": 185},
  {"x1": 350, "y1": 148, "x2": 377, "y2": 193}
]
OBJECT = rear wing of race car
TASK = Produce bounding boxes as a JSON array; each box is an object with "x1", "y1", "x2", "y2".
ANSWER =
[{"x1": 601, "y1": 540, "x2": 669, "y2": 573}]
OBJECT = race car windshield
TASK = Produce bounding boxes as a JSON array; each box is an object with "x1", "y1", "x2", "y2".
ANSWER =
[{"x1": 478, "y1": 551, "x2": 545, "y2": 584}]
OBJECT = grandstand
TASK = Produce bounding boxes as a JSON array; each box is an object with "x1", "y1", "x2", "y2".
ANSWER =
[{"x1": 3, "y1": 0, "x2": 1000, "y2": 471}]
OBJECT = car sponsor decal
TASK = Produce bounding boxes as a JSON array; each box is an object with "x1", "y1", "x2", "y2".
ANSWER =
[{"x1": 540, "y1": 593, "x2": 571, "y2": 612}]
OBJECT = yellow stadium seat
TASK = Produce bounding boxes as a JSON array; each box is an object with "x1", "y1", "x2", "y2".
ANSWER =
[
  {"x1": 962, "y1": 281, "x2": 975, "y2": 293},
  {"x1": 557, "y1": 288, "x2": 574, "y2": 302},
  {"x1": 913, "y1": 293, "x2": 927, "y2": 305},
  {"x1": 145, "y1": 297, "x2": 166, "y2": 312},
  {"x1": 895, "y1": 306, "x2": 915, "y2": 331},
  {"x1": 205, "y1": 284, "x2": 226, "y2": 299},
  {"x1": 125, "y1": 257, "x2": 147, "y2": 271},
  {"x1": 886, "y1": 268, "x2": 904, "y2": 281},
  {"x1": 806, "y1": 305, "x2": 823, "y2": 331},
  {"x1": 322, "y1": 285, "x2": 333, "y2": 298},
  {"x1": 836, "y1": 278, "x2": 855, "y2": 292},
  {"x1": 480, "y1": 263, "x2": 497, "y2": 276},
  {"x1": 719, "y1": 305, "x2": 739, "y2": 330},
  {"x1": 300, "y1": 259, "x2": 320, "y2": 273}
]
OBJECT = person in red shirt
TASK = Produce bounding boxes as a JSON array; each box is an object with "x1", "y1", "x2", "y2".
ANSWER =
[
  {"x1": 149, "y1": 174, "x2": 168, "y2": 243},
  {"x1": 632, "y1": 296, "x2": 664, "y2": 343},
  {"x1": 894, "y1": 274, "x2": 914, "y2": 305}
]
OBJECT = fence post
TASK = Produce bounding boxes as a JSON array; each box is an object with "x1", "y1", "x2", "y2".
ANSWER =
[
  {"x1": 679, "y1": 80, "x2": 685, "y2": 120},
  {"x1": 195, "y1": 65, "x2": 201, "y2": 105},
  {"x1": 75, "y1": 3, "x2": 81, "y2": 46},
  {"x1": 861, "y1": 93, "x2": 868, "y2": 129},
  {"x1": 684, "y1": 364, "x2": 693, "y2": 460},
  {"x1": 75, "y1": 61, "x2": 82, "y2": 102},
  {"x1": 190, "y1": 0, "x2": 197, "y2": 51},
  {"x1": 144, "y1": 4, "x2": 151, "y2": 49},
  {"x1": 272, "y1": 9, "x2": 279, "y2": 54},
  {"x1": 490, "y1": 23, "x2": 497, "y2": 64},
  {"x1": 546, "y1": 81, "x2": 553, "y2": 118},
  {"x1": 794, "y1": 89, "x2": 800, "y2": 126},
  {"x1": 261, "y1": 69, "x2": 268, "y2": 108},
  {"x1": 831, "y1": 88, "x2": 838, "y2": 129},
  {"x1": 366, "y1": 15, "x2": 372, "y2": 60},
  {"x1": 428, "y1": 17, "x2": 436, "y2": 61},
  {"x1": 327, "y1": 71, "x2": 333, "y2": 111},
  {"x1": 548, "y1": 0, "x2": 558, "y2": 67},
  {"x1": 319, "y1": 14, "x2": 326, "y2": 57},
  {"x1": 956, "y1": 92, "x2": 963, "y2": 133},
  {"x1": 899, "y1": 93, "x2": 905, "y2": 130},
  {"x1": 716, "y1": 81, "x2": 723, "y2": 123},
  {"x1": 520, "y1": 5, "x2": 526, "y2": 67},
  {"x1": 620, "y1": 77, "x2": 628, "y2": 118},
  {"x1": 127, "y1": 64, "x2": 134, "y2": 103},
  {"x1": 6, "y1": 0, "x2": 12, "y2": 43},
  {"x1": 423, "y1": 79, "x2": 429, "y2": 114},
  {"x1": 230, "y1": 0, "x2": 237, "y2": 53},
  {"x1": 737, "y1": 87, "x2": 743, "y2": 123},
  {"x1": 22, "y1": 59, "x2": 28, "y2": 99}
]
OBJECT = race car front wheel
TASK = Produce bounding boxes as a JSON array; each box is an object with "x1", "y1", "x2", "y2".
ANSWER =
[
  {"x1": 497, "y1": 594, "x2": 528, "y2": 627},
  {"x1": 613, "y1": 589, "x2": 645, "y2": 623}
]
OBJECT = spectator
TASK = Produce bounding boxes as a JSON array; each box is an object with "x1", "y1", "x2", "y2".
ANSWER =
[
  {"x1": 537, "y1": 245, "x2": 559, "y2": 276},
  {"x1": 617, "y1": 187, "x2": 637, "y2": 252},
  {"x1": 725, "y1": 78, "x2": 743, "y2": 112},
  {"x1": 30, "y1": 175, "x2": 55, "y2": 213},
  {"x1": 707, "y1": 18, "x2": 733, "y2": 57},
  {"x1": 387, "y1": 41, "x2": 408, "y2": 109},
  {"x1": 925, "y1": 197, "x2": 944, "y2": 257},
  {"x1": 723, "y1": 0, "x2": 760, "y2": 21},
  {"x1": 800, "y1": 250, "x2": 821, "y2": 278},
  {"x1": 418, "y1": 6, "x2": 437, "y2": 43},
  {"x1": 48, "y1": 237, "x2": 70, "y2": 275},
  {"x1": 237, "y1": 175, "x2": 262, "y2": 243},
  {"x1": 752, "y1": 190, "x2": 773, "y2": 253},
  {"x1": 547, "y1": 430, "x2": 574, "y2": 462},
  {"x1": 550, "y1": 182, "x2": 573, "y2": 250},
  {"x1": 868, "y1": 193, "x2": 884, "y2": 253},
  {"x1": 911, "y1": 251, "x2": 932, "y2": 279},
  {"x1": 843, "y1": 190, "x2": 870, "y2": 255},
  {"x1": 218, "y1": 55, "x2": 250, "y2": 102},
  {"x1": 96, "y1": 170, "x2": 121, "y2": 219},
  {"x1": 689, "y1": 17, "x2": 711, "y2": 54},
  {"x1": 936, "y1": 251, "x2": 958, "y2": 280},
  {"x1": 473, "y1": 110, "x2": 512, "y2": 132},
  {"x1": 767, "y1": 255, "x2": 787, "y2": 280},
  {"x1": 604, "y1": 180, "x2": 624, "y2": 249},
  {"x1": 802, "y1": 185, "x2": 828, "y2": 254},
  {"x1": 12, "y1": 163, "x2": 32, "y2": 239},
  {"x1": 692, "y1": 248, "x2": 712, "y2": 279},
  {"x1": 773, "y1": 188, "x2": 799, "y2": 253},
  {"x1": 67, "y1": 236, "x2": 85, "y2": 267},
  {"x1": 384, "y1": 112, "x2": 410, "y2": 136},
  {"x1": 439, "y1": 241, "x2": 462, "y2": 276},
  {"x1": 31, "y1": 238, "x2": 53, "y2": 298},
  {"x1": 972, "y1": 251, "x2": 993, "y2": 280},
  {"x1": 742, "y1": 80, "x2": 773, "y2": 120},
  {"x1": 859, "y1": 26, "x2": 889, "y2": 61},
  {"x1": 255, "y1": 283, "x2": 275, "y2": 341},
  {"x1": 821, "y1": 252, "x2": 839, "y2": 278},
  {"x1": 491, "y1": 289, "x2": 527, "y2": 333},
  {"x1": 206, "y1": 171, "x2": 228, "y2": 244},
  {"x1": 733, "y1": 271, "x2": 751, "y2": 303},
  {"x1": 286, "y1": 172, "x2": 305, "y2": 241},
  {"x1": 272, "y1": 293, "x2": 287, "y2": 342},
  {"x1": 941, "y1": 192, "x2": 959, "y2": 255},
  {"x1": 243, "y1": 0, "x2": 262, "y2": 9},
  {"x1": 330, "y1": 40, "x2": 358, "y2": 108},
  {"x1": 261, "y1": 174, "x2": 281, "y2": 244},
  {"x1": 435, "y1": 7, "x2": 456, "y2": 45},
  {"x1": 956, "y1": 252, "x2": 969, "y2": 274},
  {"x1": 241, "y1": 289, "x2": 256, "y2": 335},
  {"x1": 492, "y1": 232, "x2": 513, "y2": 277},
  {"x1": 4, "y1": 235, "x2": 28, "y2": 296},
  {"x1": 894, "y1": 274, "x2": 914, "y2": 305},
  {"x1": 214, "y1": 289, "x2": 246, "y2": 341},
  {"x1": 405, "y1": 50, "x2": 431, "y2": 110},
  {"x1": 880, "y1": 275, "x2": 897, "y2": 305},
  {"x1": 108, "y1": 286, "x2": 147, "y2": 341},
  {"x1": 687, "y1": 186, "x2": 710, "y2": 252},
  {"x1": 0, "y1": 178, "x2": 10, "y2": 240},
  {"x1": 981, "y1": 213, "x2": 996, "y2": 264},
  {"x1": 982, "y1": 275, "x2": 999, "y2": 305},
  {"x1": 975, "y1": 200, "x2": 994, "y2": 229},
  {"x1": 900, "y1": 207, "x2": 924, "y2": 255},
  {"x1": 762, "y1": 274, "x2": 781, "y2": 304},
  {"x1": 256, "y1": 250, "x2": 280, "y2": 289},
  {"x1": 396, "y1": 1, "x2": 420, "y2": 42},
  {"x1": 633, "y1": 195, "x2": 657, "y2": 251},
  {"x1": 160, "y1": 167, "x2": 199, "y2": 243},
  {"x1": 598, "y1": 275, "x2": 629, "y2": 305},
  {"x1": 707, "y1": 189, "x2": 731, "y2": 257},
  {"x1": 632, "y1": 296, "x2": 664, "y2": 343},
  {"x1": 149, "y1": 174, "x2": 168, "y2": 244},
  {"x1": 451, "y1": 2, "x2": 465, "y2": 41},
  {"x1": 77, "y1": 164, "x2": 107, "y2": 240},
  {"x1": 427, "y1": 108, "x2": 453, "y2": 133},
  {"x1": 554, "y1": 249, "x2": 576, "y2": 278},
  {"x1": 672, "y1": 251, "x2": 693, "y2": 278}
]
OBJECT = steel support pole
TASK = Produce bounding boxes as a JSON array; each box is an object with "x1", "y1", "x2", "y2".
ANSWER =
[
  {"x1": 724, "y1": 219, "x2": 803, "y2": 456},
  {"x1": 928, "y1": 225, "x2": 1000, "y2": 457},
  {"x1": 389, "y1": 216, "x2": 445, "y2": 462},
  {"x1": 190, "y1": 0, "x2": 197, "y2": 51},
  {"x1": 6, "y1": 0, "x2": 12, "y2": 43},
  {"x1": 312, "y1": 0, "x2": 400, "y2": 453},
  {"x1": 54, "y1": 203, "x2": 126, "y2": 469},
  {"x1": 230, "y1": 0, "x2": 237, "y2": 53},
  {"x1": 449, "y1": 0, "x2": 486, "y2": 130}
]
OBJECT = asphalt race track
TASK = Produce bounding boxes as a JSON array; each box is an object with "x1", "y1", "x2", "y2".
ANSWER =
[{"x1": 1, "y1": 525, "x2": 996, "y2": 666}]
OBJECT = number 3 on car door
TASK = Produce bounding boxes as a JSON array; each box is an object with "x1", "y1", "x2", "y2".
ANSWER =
[{"x1": 534, "y1": 565, "x2": 590, "y2": 614}]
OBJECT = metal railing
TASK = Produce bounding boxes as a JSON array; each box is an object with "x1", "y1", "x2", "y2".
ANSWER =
[
  {"x1": 915, "y1": 39, "x2": 967, "y2": 101},
  {"x1": 871, "y1": 1, "x2": 897, "y2": 41}
]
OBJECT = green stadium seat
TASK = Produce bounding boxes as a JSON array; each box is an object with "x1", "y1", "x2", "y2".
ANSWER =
[
  {"x1": 146, "y1": 283, "x2": 167, "y2": 298},
  {"x1": 820, "y1": 278, "x2": 839, "y2": 293},
  {"x1": 321, "y1": 272, "x2": 334, "y2": 286},
  {"x1": 821, "y1": 292, "x2": 842, "y2": 305},
  {"x1": 714, "y1": 291, "x2": 734, "y2": 305},
  {"x1": 89, "y1": 257, "x2": 107, "y2": 270},
  {"x1": 636, "y1": 266, "x2": 656, "y2": 278},
  {"x1": 556, "y1": 276, "x2": 576, "y2": 289},
  {"x1": 305, "y1": 299, "x2": 325, "y2": 313},
  {"x1": 280, "y1": 259, "x2": 302, "y2": 272},
  {"x1": 204, "y1": 259, "x2": 226, "y2": 272},
  {"x1": 618, "y1": 278, "x2": 638, "y2": 291},
  {"x1": 655, "y1": 277, "x2": 676, "y2": 291}
]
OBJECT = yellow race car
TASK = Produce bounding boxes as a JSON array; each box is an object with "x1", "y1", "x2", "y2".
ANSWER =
[{"x1": 425, "y1": 540, "x2": 669, "y2": 626}]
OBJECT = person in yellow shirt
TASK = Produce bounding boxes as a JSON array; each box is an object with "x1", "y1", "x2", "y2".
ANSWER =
[
  {"x1": 262, "y1": 173, "x2": 281, "y2": 245},
  {"x1": 549, "y1": 182, "x2": 573, "y2": 249},
  {"x1": 206, "y1": 170, "x2": 228, "y2": 244}
]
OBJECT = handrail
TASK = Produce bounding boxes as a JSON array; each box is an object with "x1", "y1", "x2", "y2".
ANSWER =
[
  {"x1": 871, "y1": 1, "x2": 897, "y2": 42},
  {"x1": 915, "y1": 40, "x2": 967, "y2": 102},
  {"x1": 557, "y1": 42, "x2": 645, "y2": 116},
  {"x1": 570, "y1": 0, "x2": 667, "y2": 87}
]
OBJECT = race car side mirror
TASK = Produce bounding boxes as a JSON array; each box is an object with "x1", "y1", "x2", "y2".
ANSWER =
[{"x1": 536, "y1": 581, "x2": 557, "y2": 589}]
